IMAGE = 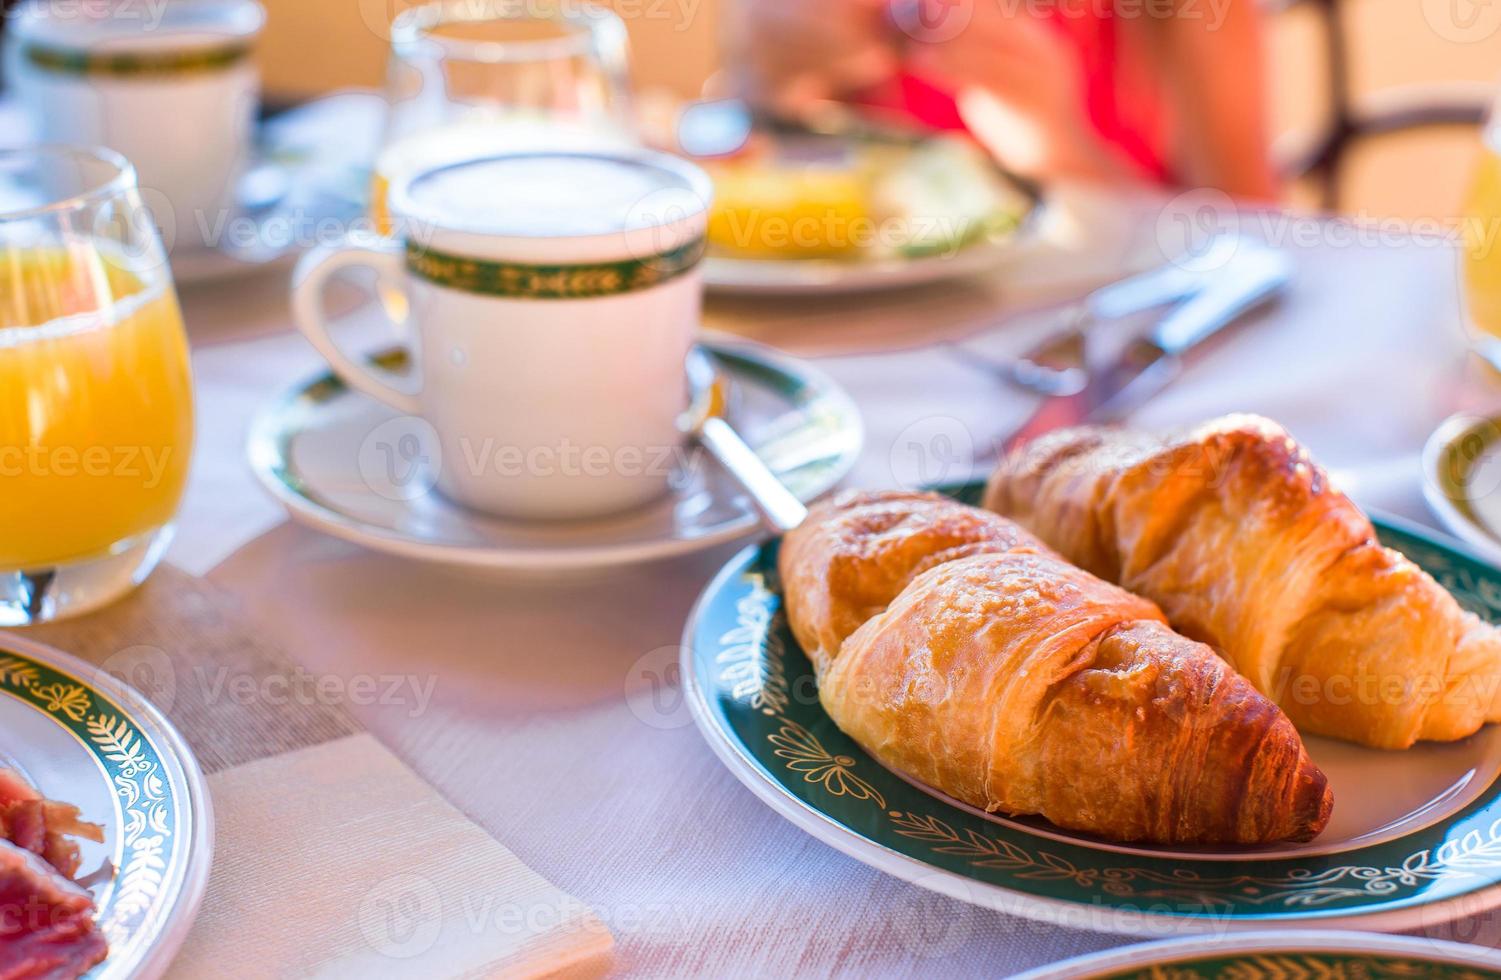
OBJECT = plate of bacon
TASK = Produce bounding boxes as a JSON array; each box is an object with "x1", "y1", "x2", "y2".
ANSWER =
[{"x1": 0, "y1": 631, "x2": 211, "y2": 978}]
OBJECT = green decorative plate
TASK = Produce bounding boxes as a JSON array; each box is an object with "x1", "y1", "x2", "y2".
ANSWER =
[
  {"x1": 0, "y1": 631, "x2": 212, "y2": 977},
  {"x1": 681, "y1": 482, "x2": 1501, "y2": 934},
  {"x1": 1013, "y1": 931, "x2": 1501, "y2": 978}
]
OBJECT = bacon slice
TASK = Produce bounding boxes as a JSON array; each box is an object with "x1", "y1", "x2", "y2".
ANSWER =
[
  {"x1": 0, "y1": 840, "x2": 106, "y2": 979},
  {"x1": 0, "y1": 773, "x2": 102, "y2": 882}
]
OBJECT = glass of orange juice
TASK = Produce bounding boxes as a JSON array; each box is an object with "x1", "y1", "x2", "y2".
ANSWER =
[
  {"x1": 0, "y1": 146, "x2": 194, "y2": 625},
  {"x1": 1464, "y1": 111, "x2": 1501, "y2": 369},
  {"x1": 370, "y1": 0, "x2": 636, "y2": 237}
]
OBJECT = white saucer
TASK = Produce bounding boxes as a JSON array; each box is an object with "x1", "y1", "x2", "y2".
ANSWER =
[
  {"x1": 248, "y1": 337, "x2": 863, "y2": 575},
  {"x1": 1423, "y1": 411, "x2": 1501, "y2": 568}
]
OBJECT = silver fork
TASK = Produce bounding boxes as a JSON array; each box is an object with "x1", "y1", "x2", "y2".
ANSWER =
[{"x1": 956, "y1": 235, "x2": 1243, "y2": 396}]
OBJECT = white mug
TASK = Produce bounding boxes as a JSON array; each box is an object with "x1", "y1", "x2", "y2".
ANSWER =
[
  {"x1": 292, "y1": 150, "x2": 714, "y2": 521},
  {"x1": 6, "y1": 0, "x2": 265, "y2": 253}
]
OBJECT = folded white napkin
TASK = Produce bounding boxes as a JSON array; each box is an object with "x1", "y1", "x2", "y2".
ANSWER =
[{"x1": 165, "y1": 733, "x2": 613, "y2": 979}]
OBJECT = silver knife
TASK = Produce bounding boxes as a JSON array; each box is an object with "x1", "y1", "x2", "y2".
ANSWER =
[
  {"x1": 962, "y1": 235, "x2": 1245, "y2": 397},
  {"x1": 995, "y1": 242, "x2": 1292, "y2": 459},
  {"x1": 1088, "y1": 234, "x2": 1243, "y2": 320}
]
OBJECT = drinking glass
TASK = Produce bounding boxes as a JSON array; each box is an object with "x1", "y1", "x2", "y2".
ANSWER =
[
  {"x1": 0, "y1": 146, "x2": 195, "y2": 624},
  {"x1": 1464, "y1": 99, "x2": 1501, "y2": 371},
  {"x1": 370, "y1": 0, "x2": 636, "y2": 235}
]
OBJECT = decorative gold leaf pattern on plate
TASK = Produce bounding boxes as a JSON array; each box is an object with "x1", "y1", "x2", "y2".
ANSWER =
[
  {"x1": 885, "y1": 811, "x2": 1501, "y2": 908},
  {"x1": 768, "y1": 718, "x2": 886, "y2": 809},
  {"x1": 0, "y1": 657, "x2": 39, "y2": 688},
  {"x1": 34, "y1": 682, "x2": 91, "y2": 721},
  {"x1": 716, "y1": 573, "x2": 789, "y2": 717},
  {"x1": 889, "y1": 813, "x2": 1096, "y2": 884},
  {"x1": 85, "y1": 709, "x2": 167, "y2": 940}
]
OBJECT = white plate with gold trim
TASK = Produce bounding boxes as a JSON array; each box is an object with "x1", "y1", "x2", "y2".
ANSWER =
[
  {"x1": 248, "y1": 337, "x2": 863, "y2": 575},
  {"x1": 0, "y1": 630, "x2": 213, "y2": 979}
]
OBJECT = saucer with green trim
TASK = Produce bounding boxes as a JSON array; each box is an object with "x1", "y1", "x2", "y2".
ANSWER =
[
  {"x1": 248, "y1": 337, "x2": 863, "y2": 577},
  {"x1": 1424, "y1": 411, "x2": 1501, "y2": 569}
]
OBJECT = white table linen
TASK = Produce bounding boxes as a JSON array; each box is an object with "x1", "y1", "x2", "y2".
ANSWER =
[{"x1": 169, "y1": 207, "x2": 1500, "y2": 977}]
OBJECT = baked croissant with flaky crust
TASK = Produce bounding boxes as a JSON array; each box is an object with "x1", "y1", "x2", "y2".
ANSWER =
[
  {"x1": 779, "y1": 490, "x2": 1052, "y2": 675},
  {"x1": 984, "y1": 413, "x2": 1501, "y2": 750},
  {"x1": 780, "y1": 492, "x2": 1333, "y2": 845}
]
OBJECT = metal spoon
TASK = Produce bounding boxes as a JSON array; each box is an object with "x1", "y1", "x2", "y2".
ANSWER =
[{"x1": 682, "y1": 349, "x2": 809, "y2": 534}]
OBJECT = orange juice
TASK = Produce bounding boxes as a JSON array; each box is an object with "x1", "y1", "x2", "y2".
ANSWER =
[
  {"x1": 1464, "y1": 141, "x2": 1501, "y2": 338},
  {"x1": 371, "y1": 168, "x2": 396, "y2": 239},
  {"x1": 0, "y1": 246, "x2": 194, "y2": 568}
]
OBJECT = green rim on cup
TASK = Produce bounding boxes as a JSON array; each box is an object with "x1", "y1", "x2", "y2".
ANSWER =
[
  {"x1": 22, "y1": 44, "x2": 253, "y2": 77},
  {"x1": 404, "y1": 236, "x2": 707, "y2": 299}
]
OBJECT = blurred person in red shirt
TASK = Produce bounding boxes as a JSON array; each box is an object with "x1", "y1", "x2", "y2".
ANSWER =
[{"x1": 732, "y1": 0, "x2": 1277, "y2": 199}]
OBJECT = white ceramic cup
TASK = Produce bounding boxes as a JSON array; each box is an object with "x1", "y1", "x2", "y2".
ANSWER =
[
  {"x1": 6, "y1": 0, "x2": 264, "y2": 253},
  {"x1": 292, "y1": 150, "x2": 714, "y2": 521}
]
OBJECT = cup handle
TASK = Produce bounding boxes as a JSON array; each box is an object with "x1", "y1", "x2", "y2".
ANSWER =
[{"x1": 291, "y1": 236, "x2": 421, "y2": 415}]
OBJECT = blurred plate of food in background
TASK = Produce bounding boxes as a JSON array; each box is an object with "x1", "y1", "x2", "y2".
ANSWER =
[{"x1": 680, "y1": 107, "x2": 1040, "y2": 296}]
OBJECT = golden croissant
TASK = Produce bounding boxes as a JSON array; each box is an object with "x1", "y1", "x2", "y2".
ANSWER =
[
  {"x1": 780, "y1": 491, "x2": 1333, "y2": 845},
  {"x1": 779, "y1": 490, "x2": 1051, "y2": 674},
  {"x1": 984, "y1": 413, "x2": 1501, "y2": 750}
]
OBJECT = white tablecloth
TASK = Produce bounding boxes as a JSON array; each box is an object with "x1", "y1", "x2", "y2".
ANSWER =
[{"x1": 167, "y1": 202, "x2": 1501, "y2": 977}]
